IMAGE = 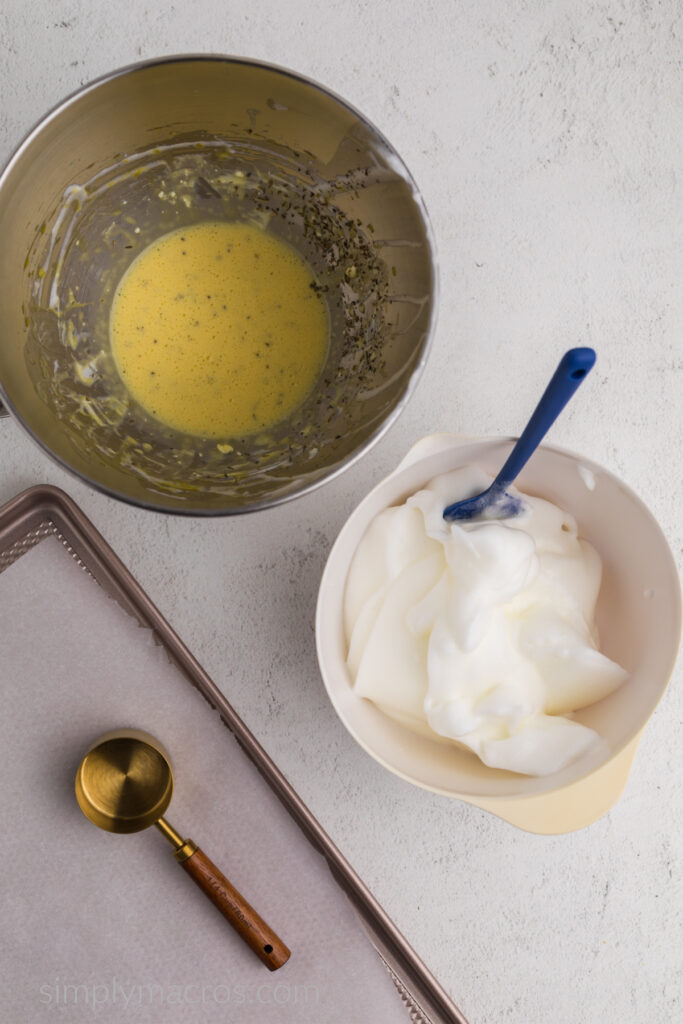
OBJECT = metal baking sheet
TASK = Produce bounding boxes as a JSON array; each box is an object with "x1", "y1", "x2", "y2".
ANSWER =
[{"x1": 0, "y1": 484, "x2": 467, "y2": 1024}]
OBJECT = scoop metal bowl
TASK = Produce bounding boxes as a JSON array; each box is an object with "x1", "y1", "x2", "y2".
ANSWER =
[
  {"x1": 75, "y1": 728, "x2": 174, "y2": 834},
  {"x1": 76, "y1": 729, "x2": 290, "y2": 970}
]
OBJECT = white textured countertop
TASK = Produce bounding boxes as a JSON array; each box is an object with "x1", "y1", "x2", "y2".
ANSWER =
[{"x1": 1, "y1": 3, "x2": 681, "y2": 1022}]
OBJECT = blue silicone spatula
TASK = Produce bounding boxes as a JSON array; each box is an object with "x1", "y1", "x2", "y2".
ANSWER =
[{"x1": 443, "y1": 347, "x2": 596, "y2": 522}]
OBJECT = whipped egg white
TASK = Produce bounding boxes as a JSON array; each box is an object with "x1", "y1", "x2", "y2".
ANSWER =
[{"x1": 343, "y1": 466, "x2": 628, "y2": 776}]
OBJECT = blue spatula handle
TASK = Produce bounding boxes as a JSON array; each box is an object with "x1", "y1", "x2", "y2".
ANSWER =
[{"x1": 490, "y1": 347, "x2": 596, "y2": 494}]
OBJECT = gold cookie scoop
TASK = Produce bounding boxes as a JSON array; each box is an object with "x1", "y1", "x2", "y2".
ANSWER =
[{"x1": 75, "y1": 729, "x2": 290, "y2": 970}]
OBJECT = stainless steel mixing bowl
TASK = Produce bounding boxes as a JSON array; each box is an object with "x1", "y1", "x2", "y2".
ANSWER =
[{"x1": 0, "y1": 55, "x2": 437, "y2": 514}]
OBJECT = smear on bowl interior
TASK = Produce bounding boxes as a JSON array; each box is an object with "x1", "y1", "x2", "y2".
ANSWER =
[
  {"x1": 343, "y1": 466, "x2": 629, "y2": 777},
  {"x1": 110, "y1": 220, "x2": 329, "y2": 438}
]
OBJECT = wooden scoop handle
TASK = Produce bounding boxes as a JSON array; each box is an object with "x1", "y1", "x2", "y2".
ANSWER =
[{"x1": 179, "y1": 845, "x2": 290, "y2": 971}]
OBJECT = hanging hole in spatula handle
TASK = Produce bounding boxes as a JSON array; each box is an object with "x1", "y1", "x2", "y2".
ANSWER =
[
  {"x1": 493, "y1": 347, "x2": 597, "y2": 491},
  {"x1": 179, "y1": 844, "x2": 290, "y2": 970}
]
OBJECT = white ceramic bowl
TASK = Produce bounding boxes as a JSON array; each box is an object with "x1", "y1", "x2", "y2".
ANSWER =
[{"x1": 316, "y1": 435, "x2": 681, "y2": 832}]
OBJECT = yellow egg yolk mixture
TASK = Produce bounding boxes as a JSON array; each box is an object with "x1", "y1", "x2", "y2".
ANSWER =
[{"x1": 110, "y1": 220, "x2": 329, "y2": 438}]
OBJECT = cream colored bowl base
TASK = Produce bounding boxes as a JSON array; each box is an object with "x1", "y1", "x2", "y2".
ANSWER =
[{"x1": 462, "y1": 731, "x2": 642, "y2": 834}]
